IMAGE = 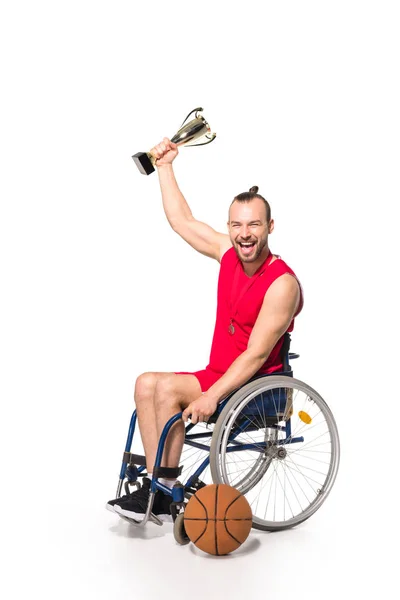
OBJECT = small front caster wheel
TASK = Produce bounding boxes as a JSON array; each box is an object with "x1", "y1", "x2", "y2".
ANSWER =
[{"x1": 173, "y1": 513, "x2": 190, "y2": 545}]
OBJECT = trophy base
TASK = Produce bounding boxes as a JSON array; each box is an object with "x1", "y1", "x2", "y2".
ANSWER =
[{"x1": 132, "y1": 152, "x2": 155, "y2": 175}]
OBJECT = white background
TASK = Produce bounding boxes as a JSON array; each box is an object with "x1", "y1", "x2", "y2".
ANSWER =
[{"x1": 1, "y1": 1, "x2": 398, "y2": 598}]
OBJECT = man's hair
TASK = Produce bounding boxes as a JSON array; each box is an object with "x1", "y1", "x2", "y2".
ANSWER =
[{"x1": 229, "y1": 186, "x2": 271, "y2": 222}]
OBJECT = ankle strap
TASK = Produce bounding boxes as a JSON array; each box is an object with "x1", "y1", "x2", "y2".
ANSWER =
[{"x1": 153, "y1": 465, "x2": 183, "y2": 478}]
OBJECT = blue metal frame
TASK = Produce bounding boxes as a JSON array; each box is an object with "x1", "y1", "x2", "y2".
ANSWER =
[{"x1": 117, "y1": 359, "x2": 301, "y2": 499}]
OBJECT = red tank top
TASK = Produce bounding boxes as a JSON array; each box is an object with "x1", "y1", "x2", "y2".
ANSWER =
[{"x1": 206, "y1": 247, "x2": 304, "y2": 375}]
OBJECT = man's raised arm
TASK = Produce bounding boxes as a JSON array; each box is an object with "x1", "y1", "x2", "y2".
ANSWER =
[{"x1": 152, "y1": 138, "x2": 231, "y2": 262}]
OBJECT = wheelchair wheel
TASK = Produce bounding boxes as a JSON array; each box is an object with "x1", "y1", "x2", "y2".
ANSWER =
[
  {"x1": 209, "y1": 376, "x2": 340, "y2": 531},
  {"x1": 173, "y1": 513, "x2": 190, "y2": 545}
]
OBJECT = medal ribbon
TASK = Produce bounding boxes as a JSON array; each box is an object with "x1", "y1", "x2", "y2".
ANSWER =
[{"x1": 228, "y1": 251, "x2": 274, "y2": 334}]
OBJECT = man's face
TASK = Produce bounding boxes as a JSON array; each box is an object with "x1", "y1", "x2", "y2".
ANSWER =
[{"x1": 227, "y1": 198, "x2": 274, "y2": 263}]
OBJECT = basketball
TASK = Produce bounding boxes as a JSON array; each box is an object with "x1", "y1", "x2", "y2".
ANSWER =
[{"x1": 183, "y1": 483, "x2": 252, "y2": 555}]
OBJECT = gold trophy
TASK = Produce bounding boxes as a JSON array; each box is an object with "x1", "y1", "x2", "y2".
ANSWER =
[{"x1": 132, "y1": 107, "x2": 216, "y2": 175}]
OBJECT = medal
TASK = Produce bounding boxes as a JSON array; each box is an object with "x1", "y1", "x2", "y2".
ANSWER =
[{"x1": 228, "y1": 251, "x2": 274, "y2": 336}]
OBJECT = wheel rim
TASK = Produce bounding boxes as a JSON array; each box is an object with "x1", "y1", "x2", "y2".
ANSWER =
[{"x1": 211, "y1": 376, "x2": 340, "y2": 530}]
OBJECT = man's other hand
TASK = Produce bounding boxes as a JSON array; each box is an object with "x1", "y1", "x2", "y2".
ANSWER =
[{"x1": 182, "y1": 393, "x2": 218, "y2": 424}]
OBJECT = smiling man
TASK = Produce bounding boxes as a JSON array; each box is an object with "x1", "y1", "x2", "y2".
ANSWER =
[{"x1": 106, "y1": 138, "x2": 303, "y2": 522}]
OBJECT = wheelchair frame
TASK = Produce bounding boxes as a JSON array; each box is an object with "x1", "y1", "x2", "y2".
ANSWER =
[{"x1": 113, "y1": 340, "x2": 340, "y2": 532}]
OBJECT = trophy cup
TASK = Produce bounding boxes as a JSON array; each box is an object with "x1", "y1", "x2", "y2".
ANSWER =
[{"x1": 132, "y1": 107, "x2": 216, "y2": 175}]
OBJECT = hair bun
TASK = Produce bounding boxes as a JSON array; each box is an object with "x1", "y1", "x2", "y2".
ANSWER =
[{"x1": 249, "y1": 186, "x2": 259, "y2": 194}]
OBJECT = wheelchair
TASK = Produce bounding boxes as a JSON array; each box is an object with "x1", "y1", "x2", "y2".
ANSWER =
[{"x1": 113, "y1": 333, "x2": 340, "y2": 542}]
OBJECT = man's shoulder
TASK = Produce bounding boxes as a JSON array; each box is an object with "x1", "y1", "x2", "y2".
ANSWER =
[
  {"x1": 220, "y1": 246, "x2": 236, "y2": 264},
  {"x1": 269, "y1": 256, "x2": 297, "y2": 276}
]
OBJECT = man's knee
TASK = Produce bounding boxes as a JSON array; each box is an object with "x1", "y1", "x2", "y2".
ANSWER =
[
  {"x1": 154, "y1": 374, "x2": 180, "y2": 406},
  {"x1": 134, "y1": 372, "x2": 163, "y2": 400},
  {"x1": 154, "y1": 374, "x2": 202, "y2": 409}
]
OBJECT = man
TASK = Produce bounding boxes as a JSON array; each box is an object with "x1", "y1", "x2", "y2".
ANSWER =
[{"x1": 107, "y1": 138, "x2": 303, "y2": 522}]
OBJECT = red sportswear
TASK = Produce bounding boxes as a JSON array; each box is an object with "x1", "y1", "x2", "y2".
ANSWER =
[{"x1": 176, "y1": 247, "x2": 303, "y2": 392}]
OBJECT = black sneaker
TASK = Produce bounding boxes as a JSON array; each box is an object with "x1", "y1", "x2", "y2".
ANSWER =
[
  {"x1": 106, "y1": 478, "x2": 150, "y2": 514},
  {"x1": 152, "y1": 489, "x2": 173, "y2": 523},
  {"x1": 115, "y1": 484, "x2": 173, "y2": 523}
]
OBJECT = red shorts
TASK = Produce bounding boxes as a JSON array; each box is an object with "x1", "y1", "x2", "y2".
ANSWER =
[
  {"x1": 175, "y1": 361, "x2": 286, "y2": 393},
  {"x1": 174, "y1": 367, "x2": 223, "y2": 393}
]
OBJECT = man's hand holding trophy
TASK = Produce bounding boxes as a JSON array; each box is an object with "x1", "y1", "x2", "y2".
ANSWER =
[{"x1": 132, "y1": 107, "x2": 216, "y2": 175}]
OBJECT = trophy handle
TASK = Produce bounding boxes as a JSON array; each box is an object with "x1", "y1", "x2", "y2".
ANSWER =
[
  {"x1": 180, "y1": 107, "x2": 204, "y2": 127},
  {"x1": 184, "y1": 133, "x2": 217, "y2": 147}
]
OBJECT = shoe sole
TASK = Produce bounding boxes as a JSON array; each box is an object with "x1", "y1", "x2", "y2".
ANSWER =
[{"x1": 114, "y1": 504, "x2": 173, "y2": 523}]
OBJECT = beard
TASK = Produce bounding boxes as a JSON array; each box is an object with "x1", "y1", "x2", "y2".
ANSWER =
[{"x1": 233, "y1": 236, "x2": 268, "y2": 262}]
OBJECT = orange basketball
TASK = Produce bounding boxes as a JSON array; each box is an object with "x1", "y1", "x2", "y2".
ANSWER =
[{"x1": 183, "y1": 484, "x2": 252, "y2": 555}]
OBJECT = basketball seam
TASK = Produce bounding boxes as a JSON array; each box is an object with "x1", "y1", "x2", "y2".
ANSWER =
[
  {"x1": 192, "y1": 493, "x2": 208, "y2": 515},
  {"x1": 190, "y1": 493, "x2": 209, "y2": 545},
  {"x1": 215, "y1": 485, "x2": 219, "y2": 556},
  {"x1": 225, "y1": 494, "x2": 242, "y2": 513},
  {"x1": 225, "y1": 492, "x2": 252, "y2": 523},
  {"x1": 192, "y1": 522, "x2": 208, "y2": 544},
  {"x1": 223, "y1": 519, "x2": 242, "y2": 546},
  {"x1": 184, "y1": 518, "x2": 252, "y2": 521}
]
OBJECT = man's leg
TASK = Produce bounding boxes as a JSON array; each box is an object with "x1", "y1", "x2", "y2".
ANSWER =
[
  {"x1": 153, "y1": 374, "x2": 202, "y2": 470},
  {"x1": 106, "y1": 372, "x2": 166, "y2": 513},
  {"x1": 134, "y1": 372, "x2": 201, "y2": 474},
  {"x1": 108, "y1": 372, "x2": 201, "y2": 519},
  {"x1": 133, "y1": 372, "x2": 171, "y2": 474}
]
